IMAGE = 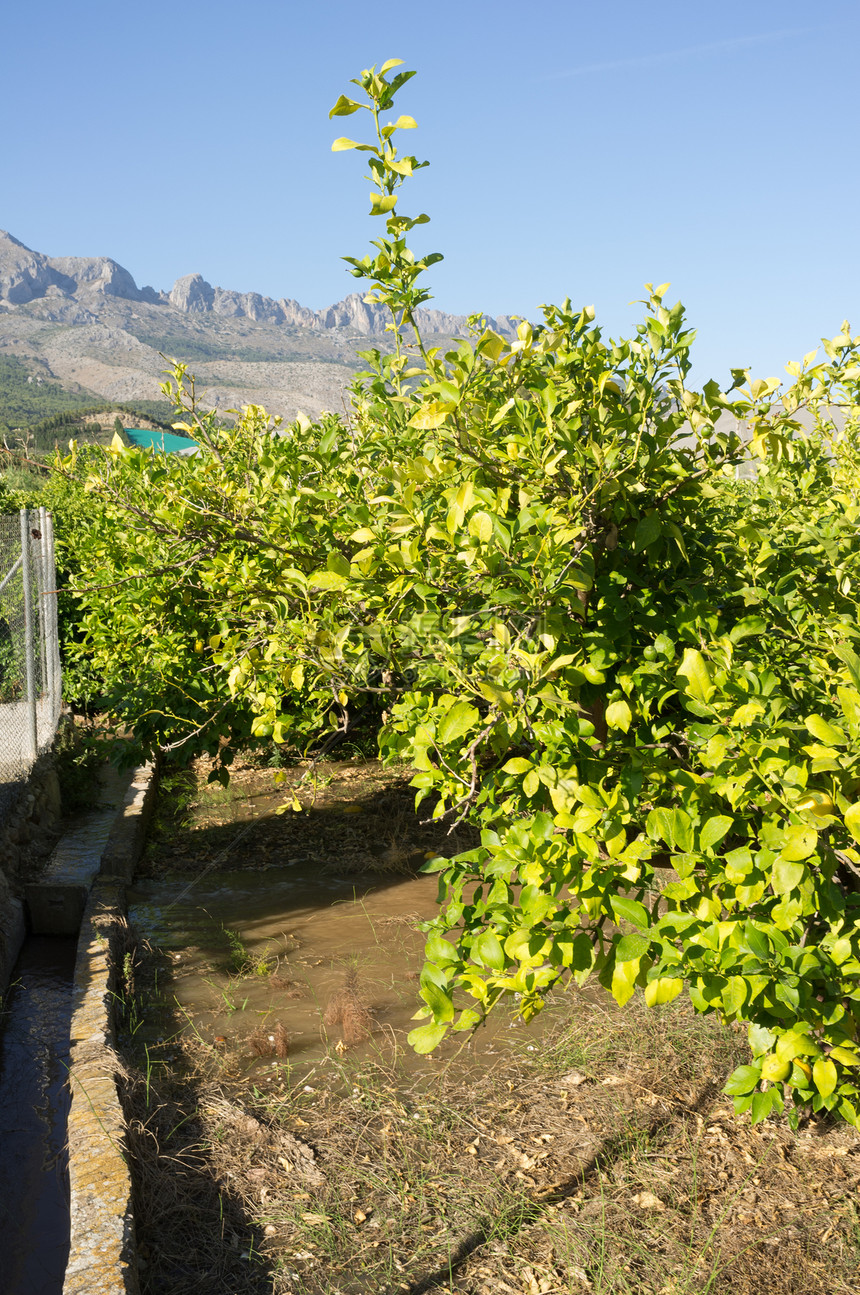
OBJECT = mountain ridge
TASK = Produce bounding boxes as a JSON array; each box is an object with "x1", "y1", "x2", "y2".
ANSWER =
[
  {"x1": 0, "y1": 229, "x2": 517, "y2": 339},
  {"x1": 0, "y1": 230, "x2": 517, "y2": 423}
]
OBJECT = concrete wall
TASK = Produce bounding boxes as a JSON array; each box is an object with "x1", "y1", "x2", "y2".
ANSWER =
[{"x1": 0, "y1": 755, "x2": 63, "y2": 995}]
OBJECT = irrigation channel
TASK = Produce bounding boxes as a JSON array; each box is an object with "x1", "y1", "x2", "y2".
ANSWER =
[
  {"x1": 0, "y1": 757, "x2": 555, "y2": 1295},
  {"x1": 0, "y1": 937, "x2": 76, "y2": 1295},
  {"x1": 4, "y1": 757, "x2": 860, "y2": 1295}
]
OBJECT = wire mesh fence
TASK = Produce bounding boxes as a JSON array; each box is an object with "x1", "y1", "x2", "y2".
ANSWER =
[{"x1": 0, "y1": 508, "x2": 62, "y2": 812}]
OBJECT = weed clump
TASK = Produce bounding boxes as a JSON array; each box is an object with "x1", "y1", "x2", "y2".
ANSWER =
[
  {"x1": 247, "y1": 1022, "x2": 289, "y2": 1058},
  {"x1": 323, "y1": 963, "x2": 373, "y2": 1045}
]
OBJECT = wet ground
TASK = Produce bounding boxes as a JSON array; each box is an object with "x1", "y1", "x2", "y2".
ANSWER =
[
  {"x1": 0, "y1": 936, "x2": 76, "y2": 1295},
  {"x1": 120, "y1": 755, "x2": 860, "y2": 1295},
  {"x1": 128, "y1": 756, "x2": 550, "y2": 1077}
]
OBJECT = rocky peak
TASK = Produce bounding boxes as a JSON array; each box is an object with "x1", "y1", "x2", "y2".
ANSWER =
[
  {"x1": 168, "y1": 273, "x2": 215, "y2": 313},
  {"x1": 0, "y1": 230, "x2": 518, "y2": 338}
]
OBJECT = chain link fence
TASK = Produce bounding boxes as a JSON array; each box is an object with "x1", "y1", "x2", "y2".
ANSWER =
[{"x1": 0, "y1": 508, "x2": 62, "y2": 813}]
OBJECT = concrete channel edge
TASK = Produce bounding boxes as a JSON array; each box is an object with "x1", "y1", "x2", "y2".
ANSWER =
[{"x1": 63, "y1": 761, "x2": 157, "y2": 1295}]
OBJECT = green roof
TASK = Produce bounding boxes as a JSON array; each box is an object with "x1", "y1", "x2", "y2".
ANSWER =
[{"x1": 124, "y1": 427, "x2": 199, "y2": 453}]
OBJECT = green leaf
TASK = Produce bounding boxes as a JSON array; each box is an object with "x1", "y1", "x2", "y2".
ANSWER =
[
  {"x1": 647, "y1": 807, "x2": 675, "y2": 846},
  {"x1": 380, "y1": 57, "x2": 405, "y2": 73},
  {"x1": 437, "y1": 700, "x2": 479, "y2": 745},
  {"x1": 503, "y1": 758, "x2": 533, "y2": 774},
  {"x1": 750, "y1": 1089, "x2": 774, "y2": 1125},
  {"x1": 722, "y1": 977, "x2": 748, "y2": 1015},
  {"x1": 671, "y1": 808, "x2": 694, "y2": 853},
  {"x1": 426, "y1": 933, "x2": 458, "y2": 965},
  {"x1": 615, "y1": 933, "x2": 650, "y2": 962},
  {"x1": 420, "y1": 855, "x2": 450, "y2": 874},
  {"x1": 331, "y1": 137, "x2": 363, "y2": 151},
  {"x1": 676, "y1": 648, "x2": 713, "y2": 703},
  {"x1": 419, "y1": 977, "x2": 454, "y2": 1021},
  {"x1": 408, "y1": 1022, "x2": 447, "y2": 1053},
  {"x1": 633, "y1": 512, "x2": 662, "y2": 550},
  {"x1": 724, "y1": 1064, "x2": 762, "y2": 1095},
  {"x1": 330, "y1": 94, "x2": 363, "y2": 117},
  {"x1": 700, "y1": 815, "x2": 734, "y2": 851},
  {"x1": 835, "y1": 643, "x2": 860, "y2": 690},
  {"x1": 472, "y1": 929, "x2": 506, "y2": 970},
  {"x1": 605, "y1": 699, "x2": 632, "y2": 732},
  {"x1": 393, "y1": 113, "x2": 418, "y2": 128},
  {"x1": 611, "y1": 896, "x2": 650, "y2": 929},
  {"x1": 326, "y1": 550, "x2": 351, "y2": 578}
]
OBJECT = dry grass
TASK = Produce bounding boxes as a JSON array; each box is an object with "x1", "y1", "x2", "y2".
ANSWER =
[
  {"x1": 117, "y1": 946, "x2": 860, "y2": 1295},
  {"x1": 120, "y1": 756, "x2": 860, "y2": 1293}
]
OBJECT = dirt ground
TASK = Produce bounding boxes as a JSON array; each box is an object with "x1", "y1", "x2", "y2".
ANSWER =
[
  {"x1": 118, "y1": 756, "x2": 860, "y2": 1295},
  {"x1": 139, "y1": 753, "x2": 478, "y2": 878}
]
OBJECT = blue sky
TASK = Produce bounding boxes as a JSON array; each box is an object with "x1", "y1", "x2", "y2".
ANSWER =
[{"x1": 2, "y1": 0, "x2": 858, "y2": 384}]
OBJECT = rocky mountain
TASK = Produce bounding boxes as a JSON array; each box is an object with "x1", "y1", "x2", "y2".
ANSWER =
[{"x1": 0, "y1": 231, "x2": 517, "y2": 423}]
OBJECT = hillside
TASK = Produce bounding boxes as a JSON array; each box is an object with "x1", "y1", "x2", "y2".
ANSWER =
[{"x1": 0, "y1": 230, "x2": 517, "y2": 428}]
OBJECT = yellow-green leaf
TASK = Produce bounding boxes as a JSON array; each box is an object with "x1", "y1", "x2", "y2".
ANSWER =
[
  {"x1": 700, "y1": 815, "x2": 734, "y2": 851},
  {"x1": 829, "y1": 1046, "x2": 860, "y2": 1067},
  {"x1": 644, "y1": 977, "x2": 683, "y2": 1006},
  {"x1": 605, "y1": 699, "x2": 632, "y2": 732},
  {"x1": 779, "y1": 825, "x2": 817, "y2": 861},
  {"x1": 844, "y1": 802, "x2": 860, "y2": 841},
  {"x1": 611, "y1": 957, "x2": 641, "y2": 1007},
  {"x1": 771, "y1": 857, "x2": 806, "y2": 894},
  {"x1": 369, "y1": 192, "x2": 398, "y2": 215},
  {"x1": 329, "y1": 94, "x2": 362, "y2": 117},
  {"x1": 409, "y1": 400, "x2": 456, "y2": 429},
  {"x1": 805, "y1": 714, "x2": 848, "y2": 746},
  {"x1": 523, "y1": 769, "x2": 540, "y2": 796},
  {"x1": 812, "y1": 1056, "x2": 838, "y2": 1098},
  {"x1": 677, "y1": 648, "x2": 713, "y2": 703},
  {"x1": 408, "y1": 1022, "x2": 447, "y2": 1053},
  {"x1": 308, "y1": 569, "x2": 348, "y2": 590},
  {"x1": 437, "y1": 700, "x2": 479, "y2": 745},
  {"x1": 468, "y1": 510, "x2": 493, "y2": 542}
]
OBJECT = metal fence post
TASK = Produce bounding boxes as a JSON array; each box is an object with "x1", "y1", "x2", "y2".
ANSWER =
[
  {"x1": 45, "y1": 508, "x2": 61, "y2": 715},
  {"x1": 37, "y1": 505, "x2": 49, "y2": 704},
  {"x1": 19, "y1": 507, "x2": 38, "y2": 762}
]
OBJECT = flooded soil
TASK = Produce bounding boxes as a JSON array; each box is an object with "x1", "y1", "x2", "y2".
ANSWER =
[
  {"x1": 129, "y1": 756, "x2": 553, "y2": 1078},
  {"x1": 120, "y1": 755, "x2": 860, "y2": 1295},
  {"x1": 0, "y1": 937, "x2": 75, "y2": 1295}
]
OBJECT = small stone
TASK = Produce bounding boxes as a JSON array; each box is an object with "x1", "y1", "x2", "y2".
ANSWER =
[{"x1": 631, "y1": 1191, "x2": 665, "y2": 1211}]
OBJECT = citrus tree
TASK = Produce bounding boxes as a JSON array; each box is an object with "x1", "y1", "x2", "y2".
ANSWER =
[{"x1": 64, "y1": 60, "x2": 860, "y2": 1127}]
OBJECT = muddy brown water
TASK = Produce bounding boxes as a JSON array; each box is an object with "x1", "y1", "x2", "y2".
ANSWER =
[
  {"x1": 0, "y1": 936, "x2": 75, "y2": 1295},
  {"x1": 127, "y1": 862, "x2": 553, "y2": 1077}
]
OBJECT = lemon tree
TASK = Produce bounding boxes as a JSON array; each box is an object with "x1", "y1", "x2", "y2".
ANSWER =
[{"x1": 64, "y1": 60, "x2": 860, "y2": 1128}]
